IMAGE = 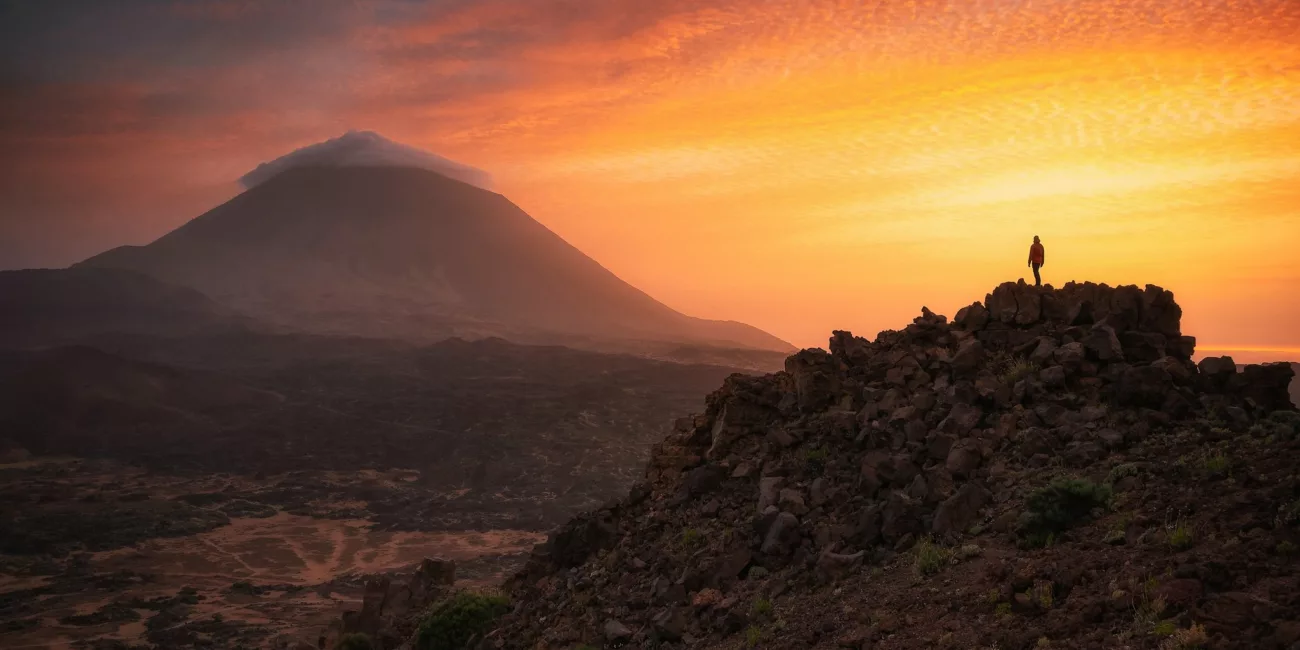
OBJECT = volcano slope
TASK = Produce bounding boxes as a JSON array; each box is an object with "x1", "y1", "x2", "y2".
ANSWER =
[{"x1": 485, "y1": 281, "x2": 1298, "y2": 650}]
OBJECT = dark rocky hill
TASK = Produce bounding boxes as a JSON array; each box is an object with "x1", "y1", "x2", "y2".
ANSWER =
[
  {"x1": 78, "y1": 163, "x2": 790, "y2": 354},
  {"x1": 384, "y1": 281, "x2": 1299, "y2": 650},
  {"x1": 0, "y1": 267, "x2": 255, "y2": 349}
]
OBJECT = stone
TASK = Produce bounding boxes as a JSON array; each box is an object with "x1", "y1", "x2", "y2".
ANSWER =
[
  {"x1": 651, "y1": 608, "x2": 687, "y2": 641},
  {"x1": 951, "y1": 339, "x2": 985, "y2": 376},
  {"x1": 1028, "y1": 337, "x2": 1058, "y2": 365},
  {"x1": 1115, "y1": 364, "x2": 1173, "y2": 409},
  {"x1": 687, "y1": 465, "x2": 725, "y2": 496},
  {"x1": 954, "y1": 301, "x2": 990, "y2": 331},
  {"x1": 1084, "y1": 325, "x2": 1124, "y2": 362},
  {"x1": 939, "y1": 403, "x2": 983, "y2": 436},
  {"x1": 760, "y1": 512, "x2": 801, "y2": 555},
  {"x1": 786, "y1": 349, "x2": 842, "y2": 412},
  {"x1": 927, "y1": 433, "x2": 956, "y2": 461},
  {"x1": 604, "y1": 619, "x2": 633, "y2": 643},
  {"x1": 779, "y1": 488, "x2": 808, "y2": 515},
  {"x1": 816, "y1": 548, "x2": 865, "y2": 582},
  {"x1": 932, "y1": 482, "x2": 991, "y2": 535},
  {"x1": 757, "y1": 477, "x2": 785, "y2": 511},
  {"x1": 1197, "y1": 356, "x2": 1236, "y2": 391},
  {"x1": 713, "y1": 549, "x2": 752, "y2": 583},
  {"x1": 945, "y1": 439, "x2": 983, "y2": 477},
  {"x1": 881, "y1": 492, "x2": 923, "y2": 542},
  {"x1": 1240, "y1": 362, "x2": 1296, "y2": 411},
  {"x1": 810, "y1": 478, "x2": 829, "y2": 507},
  {"x1": 1039, "y1": 365, "x2": 1066, "y2": 388}
]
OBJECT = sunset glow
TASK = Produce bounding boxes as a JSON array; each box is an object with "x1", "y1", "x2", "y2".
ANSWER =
[{"x1": 2, "y1": 0, "x2": 1298, "y2": 353}]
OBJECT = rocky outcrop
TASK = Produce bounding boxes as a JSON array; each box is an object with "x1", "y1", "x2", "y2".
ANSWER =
[
  {"x1": 482, "y1": 282, "x2": 1297, "y2": 650},
  {"x1": 328, "y1": 557, "x2": 457, "y2": 649}
]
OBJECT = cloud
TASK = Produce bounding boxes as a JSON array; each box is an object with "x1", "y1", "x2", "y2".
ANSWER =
[{"x1": 238, "y1": 130, "x2": 493, "y2": 190}]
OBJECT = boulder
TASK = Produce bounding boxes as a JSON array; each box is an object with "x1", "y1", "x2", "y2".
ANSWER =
[
  {"x1": 954, "y1": 301, "x2": 990, "y2": 330},
  {"x1": 950, "y1": 339, "x2": 985, "y2": 376},
  {"x1": 1084, "y1": 325, "x2": 1124, "y2": 362},
  {"x1": 760, "y1": 512, "x2": 802, "y2": 555},
  {"x1": 945, "y1": 438, "x2": 983, "y2": 477},
  {"x1": 604, "y1": 620, "x2": 634, "y2": 643},
  {"x1": 932, "y1": 482, "x2": 991, "y2": 535},
  {"x1": 786, "y1": 349, "x2": 842, "y2": 412},
  {"x1": 1197, "y1": 356, "x2": 1237, "y2": 392},
  {"x1": 1239, "y1": 363, "x2": 1296, "y2": 411},
  {"x1": 881, "y1": 492, "x2": 923, "y2": 542},
  {"x1": 1115, "y1": 364, "x2": 1173, "y2": 409}
]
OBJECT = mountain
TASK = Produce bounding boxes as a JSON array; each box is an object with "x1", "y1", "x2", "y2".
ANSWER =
[
  {"x1": 79, "y1": 136, "x2": 791, "y2": 353},
  {"x1": 324, "y1": 281, "x2": 1300, "y2": 650},
  {"x1": 0, "y1": 267, "x2": 254, "y2": 349}
]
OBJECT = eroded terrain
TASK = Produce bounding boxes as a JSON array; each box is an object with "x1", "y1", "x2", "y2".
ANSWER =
[{"x1": 0, "y1": 458, "x2": 543, "y2": 649}]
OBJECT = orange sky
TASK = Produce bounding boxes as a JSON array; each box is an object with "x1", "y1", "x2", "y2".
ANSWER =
[{"x1": 2, "y1": 0, "x2": 1298, "y2": 358}]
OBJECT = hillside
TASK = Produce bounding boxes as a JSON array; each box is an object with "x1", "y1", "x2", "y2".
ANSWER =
[
  {"x1": 0, "y1": 267, "x2": 254, "y2": 348},
  {"x1": 78, "y1": 154, "x2": 790, "y2": 354},
  {"x1": 404, "y1": 280, "x2": 1299, "y2": 650}
]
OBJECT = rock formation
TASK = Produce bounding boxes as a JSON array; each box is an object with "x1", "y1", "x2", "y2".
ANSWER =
[{"x1": 477, "y1": 281, "x2": 1298, "y2": 650}]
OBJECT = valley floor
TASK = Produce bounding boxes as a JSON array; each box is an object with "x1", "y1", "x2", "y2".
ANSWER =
[{"x1": 0, "y1": 457, "x2": 542, "y2": 649}]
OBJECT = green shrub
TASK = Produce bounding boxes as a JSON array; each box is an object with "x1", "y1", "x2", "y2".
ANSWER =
[
  {"x1": 336, "y1": 633, "x2": 375, "y2": 650},
  {"x1": 1152, "y1": 620, "x2": 1177, "y2": 637},
  {"x1": 1200, "y1": 451, "x2": 1231, "y2": 477},
  {"x1": 1168, "y1": 519, "x2": 1195, "y2": 550},
  {"x1": 745, "y1": 625, "x2": 763, "y2": 647},
  {"x1": 752, "y1": 598, "x2": 773, "y2": 618},
  {"x1": 681, "y1": 528, "x2": 703, "y2": 547},
  {"x1": 804, "y1": 447, "x2": 829, "y2": 475},
  {"x1": 986, "y1": 352, "x2": 1039, "y2": 385},
  {"x1": 913, "y1": 536, "x2": 952, "y2": 577},
  {"x1": 1106, "y1": 463, "x2": 1139, "y2": 484},
  {"x1": 415, "y1": 592, "x2": 510, "y2": 650},
  {"x1": 1018, "y1": 479, "x2": 1112, "y2": 547}
]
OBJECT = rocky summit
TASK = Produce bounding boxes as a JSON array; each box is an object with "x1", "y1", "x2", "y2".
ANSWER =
[{"x1": 469, "y1": 281, "x2": 1298, "y2": 650}]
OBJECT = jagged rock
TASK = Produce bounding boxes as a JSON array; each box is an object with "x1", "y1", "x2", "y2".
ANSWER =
[
  {"x1": 1039, "y1": 365, "x2": 1066, "y2": 388},
  {"x1": 651, "y1": 608, "x2": 687, "y2": 641},
  {"x1": 547, "y1": 509, "x2": 618, "y2": 568},
  {"x1": 1084, "y1": 325, "x2": 1124, "y2": 362},
  {"x1": 786, "y1": 348, "x2": 841, "y2": 412},
  {"x1": 1197, "y1": 356, "x2": 1237, "y2": 392},
  {"x1": 1115, "y1": 364, "x2": 1173, "y2": 408},
  {"x1": 779, "y1": 488, "x2": 808, "y2": 515},
  {"x1": 1240, "y1": 363, "x2": 1296, "y2": 411},
  {"x1": 760, "y1": 511, "x2": 802, "y2": 555},
  {"x1": 1120, "y1": 331, "x2": 1166, "y2": 363},
  {"x1": 954, "y1": 301, "x2": 990, "y2": 331},
  {"x1": 815, "y1": 547, "x2": 865, "y2": 582},
  {"x1": 932, "y1": 482, "x2": 991, "y2": 535},
  {"x1": 830, "y1": 330, "x2": 871, "y2": 364},
  {"x1": 945, "y1": 438, "x2": 983, "y2": 477},
  {"x1": 757, "y1": 477, "x2": 785, "y2": 511},
  {"x1": 881, "y1": 492, "x2": 923, "y2": 542},
  {"x1": 604, "y1": 619, "x2": 633, "y2": 643},
  {"x1": 687, "y1": 465, "x2": 725, "y2": 496},
  {"x1": 939, "y1": 403, "x2": 983, "y2": 436},
  {"x1": 951, "y1": 339, "x2": 985, "y2": 376},
  {"x1": 810, "y1": 478, "x2": 829, "y2": 507},
  {"x1": 490, "y1": 281, "x2": 1300, "y2": 650}
]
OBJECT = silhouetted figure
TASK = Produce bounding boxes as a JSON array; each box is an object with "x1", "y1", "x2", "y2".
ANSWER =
[{"x1": 1028, "y1": 236, "x2": 1045, "y2": 286}]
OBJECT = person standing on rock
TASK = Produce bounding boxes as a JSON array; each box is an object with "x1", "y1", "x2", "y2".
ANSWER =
[{"x1": 1028, "y1": 235, "x2": 1046, "y2": 286}]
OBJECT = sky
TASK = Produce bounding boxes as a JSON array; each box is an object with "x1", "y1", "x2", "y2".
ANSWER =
[{"x1": 2, "y1": 0, "x2": 1298, "y2": 359}]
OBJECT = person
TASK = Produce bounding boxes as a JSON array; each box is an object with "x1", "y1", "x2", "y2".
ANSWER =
[{"x1": 1028, "y1": 236, "x2": 1045, "y2": 286}]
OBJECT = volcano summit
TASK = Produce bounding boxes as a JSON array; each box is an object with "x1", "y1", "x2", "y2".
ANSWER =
[{"x1": 79, "y1": 133, "x2": 790, "y2": 355}]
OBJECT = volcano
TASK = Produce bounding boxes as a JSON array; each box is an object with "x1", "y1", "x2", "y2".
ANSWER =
[{"x1": 79, "y1": 134, "x2": 790, "y2": 353}]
